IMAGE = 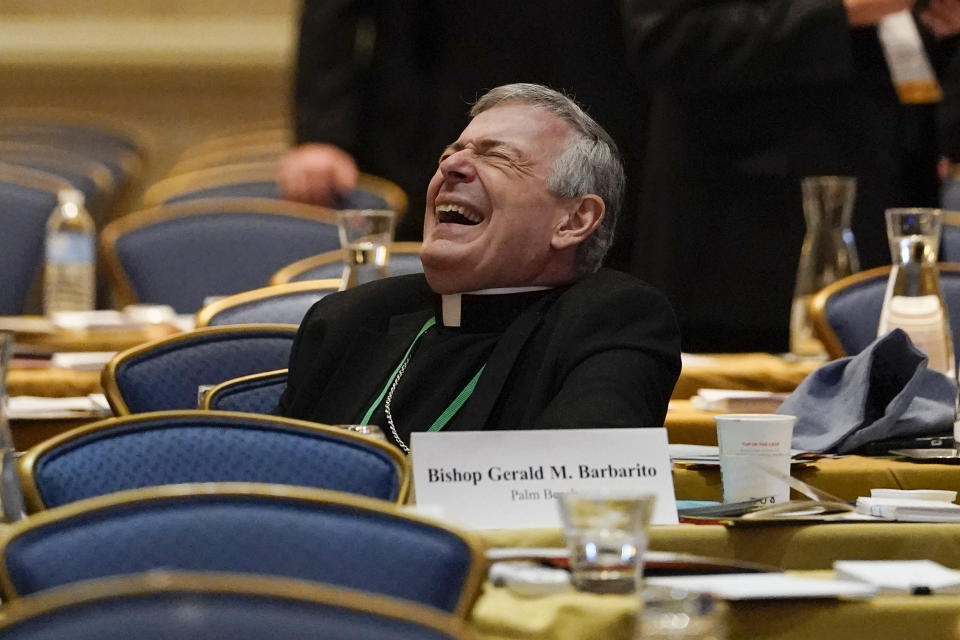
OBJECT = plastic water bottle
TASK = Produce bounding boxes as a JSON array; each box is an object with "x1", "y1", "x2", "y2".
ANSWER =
[{"x1": 43, "y1": 189, "x2": 96, "y2": 315}]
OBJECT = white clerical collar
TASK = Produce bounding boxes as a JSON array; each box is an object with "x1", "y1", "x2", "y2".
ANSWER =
[{"x1": 440, "y1": 286, "x2": 553, "y2": 327}]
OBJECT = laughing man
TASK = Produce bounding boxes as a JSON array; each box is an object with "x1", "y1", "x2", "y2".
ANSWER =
[{"x1": 276, "y1": 83, "x2": 680, "y2": 452}]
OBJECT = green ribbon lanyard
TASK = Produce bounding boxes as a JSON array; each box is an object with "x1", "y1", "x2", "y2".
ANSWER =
[{"x1": 359, "y1": 317, "x2": 485, "y2": 432}]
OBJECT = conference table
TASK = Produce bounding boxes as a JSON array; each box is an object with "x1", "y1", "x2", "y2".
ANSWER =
[
  {"x1": 5, "y1": 316, "x2": 819, "y2": 401},
  {"x1": 471, "y1": 523, "x2": 960, "y2": 639},
  {"x1": 5, "y1": 319, "x2": 960, "y2": 497},
  {"x1": 470, "y1": 583, "x2": 960, "y2": 640},
  {"x1": 5, "y1": 319, "x2": 960, "y2": 638}
]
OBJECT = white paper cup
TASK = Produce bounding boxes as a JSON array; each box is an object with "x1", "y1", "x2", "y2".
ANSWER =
[{"x1": 715, "y1": 414, "x2": 795, "y2": 506}]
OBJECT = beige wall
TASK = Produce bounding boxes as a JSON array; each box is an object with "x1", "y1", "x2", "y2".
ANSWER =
[{"x1": 0, "y1": 2, "x2": 299, "y2": 211}]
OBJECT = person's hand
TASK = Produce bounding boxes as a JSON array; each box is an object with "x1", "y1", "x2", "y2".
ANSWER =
[
  {"x1": 918, "y1": 0, "x2": 960, "y2": 37},
  {"x1": 276, "y1": 143, "x2": 359, "y2": 206},
  {"x1": 844, "y1": 0, "x2": 914, "y2": 26}
]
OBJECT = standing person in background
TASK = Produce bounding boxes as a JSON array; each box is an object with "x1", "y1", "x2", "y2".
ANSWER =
[
  {"x1": 622, "y1": 0, "x2": 960, "y2": 353},
  {"x1": 276, "y1": 0, "x2": 648, "y2": 269},
  {"x1": 941, "y1": 51, "x2": 960, "y2": 209}
]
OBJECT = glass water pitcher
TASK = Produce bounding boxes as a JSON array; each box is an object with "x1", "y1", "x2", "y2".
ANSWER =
[
  {"x1": 790, "y1": 176, "x2": 860, "y2": 357},
  {"x1": 878, "y1": 208, "x2": 954, "y2": 376}
]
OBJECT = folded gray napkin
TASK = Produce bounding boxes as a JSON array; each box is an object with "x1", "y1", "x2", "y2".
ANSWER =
[{"x1": 777, "y1": 329, "x2": 956, "y2": 453}]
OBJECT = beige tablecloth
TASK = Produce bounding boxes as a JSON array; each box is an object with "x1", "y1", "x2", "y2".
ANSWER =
[
  {"x1": 672, "y1": 353, "x2": 820, "y2": 400},
  {"x1": 470, "y1": 587, "x2": 960, "y2": 640},
  {"x1": 665, "y1": 399, "x2": 722, "y2": 444},
  {"x1": 474, "y1": 523, "x2": 960, "y2": 640},
  {"x1": 6, "y1": 319, "x2": 181, "y2": 398}
]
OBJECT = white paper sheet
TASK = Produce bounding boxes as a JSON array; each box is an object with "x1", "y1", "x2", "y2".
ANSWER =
[{"x1": 646, "y1": 573, "x2": 876, "y2": 600}]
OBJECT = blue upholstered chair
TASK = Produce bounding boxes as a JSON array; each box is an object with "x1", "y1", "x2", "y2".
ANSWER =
[
  {"x1": 194, "y1": 280, "x2": 341, "y2": 327},
  {"x1": 0, "y1": 572, "x2": 473, "y2": 640},
  {"x1": 15, "y1": 414, "x2": 408, "y2": 510},
  {"x1": 945, "y1": 181, "x2": 960, "y2": 212},
  {"x1": 167, "y1": 141, "x2": 288, "y2": 176},
  {"x1": 0, "y1": 114, "x2": 145, "y2": 194},
  {"x1": 202, "y1": 369, "x2": 289, "y2": 413},
  {"x1": 808, "y1": 263, "x2": 960, "y2": 359},
  {"x1": 0, "y1": 484, "x2": 482, "y2": 616},
  {"x1": 941, "y1": 210, "x2": 960, "y2": 262},
  {"x1": 0, "y1": 165, "x2": 69, "y2": 315},
  {"x1": 101, "y1": 324, "x2": 297, "y2": 415},
  {"x1": 0, "y1": 143, "x2": 115, "y2": 222},
  {"x1": 100, "y1": 198, "x2": 342, "y2": 312},
  {"x1": 171, "y1": 125, "x2": 289, "y2": 163},
  {"x1": 270, "y1": 242, "x2": 424, "y2": 285},
  {"x1": 141, "y1": 161, "x2": 407, "y2": 215}
]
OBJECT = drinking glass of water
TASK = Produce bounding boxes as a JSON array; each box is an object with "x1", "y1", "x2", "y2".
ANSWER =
[
  {"x1": 557, "y1": 492, "x2": 656, "y2": 594},
  {"x1": 336, "y1": 210, "x2": 396, "y2": 289}
]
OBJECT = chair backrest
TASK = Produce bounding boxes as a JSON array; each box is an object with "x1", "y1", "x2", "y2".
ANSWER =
[
  {"x1": 0, "y1": 485, "x2": 483, "y2": 617},
  {"x1": 194, "y1": 280, "x2": 341, "y2": 327},
  {"x1": 100, "y1": 198, "x2": 341, "y2": 312},
  {"x1": 142, "y1": 160, "x2": 407, "y2": 214},
  {"x1": 0, "y1": 142, "x2": 116, "y2": 221},
  {"x1": 168, "y1": 141, "x2": 289, "y2": 176},
  {"x1": 941, "y1": 210, "x2": 960, "y2": 262},
  {"x1": 202, "y1": 369, "x2": 288, "y2": 414},
  {"x1": 102, "y1": 324, "x2": 297, "y2": 414},
  {"x1": 16, "y1": 414, "x2": 408, "y2": 510},
  {"x1": 0, "y1": 111, "x2": 146, "y2": 191},
  {"x1": 270, "y1": 242, "x2": 424, "y2": 285},
  {"x1": 0, "y1": 571, "x2": 474, "y2": 639},
  {"x1": 0, "y1": 164, "x2": 69, "y2": 315},
  {"x1": 809, "y1": 263, "x2": 960, "y2": 358},
  {"x1": 174, "y1": 125, "x2": 289, "y2": 161},
  {"x1": 944, "y1": 183, "x2": 960, "y2": 213}
]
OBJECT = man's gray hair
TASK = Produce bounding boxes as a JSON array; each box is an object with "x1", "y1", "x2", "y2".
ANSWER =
[{"x1": 471, "y1": 83, "x2": 624, "y2": 274}]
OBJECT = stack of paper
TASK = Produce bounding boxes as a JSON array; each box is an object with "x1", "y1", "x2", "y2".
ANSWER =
[
  {"x1": 855, "y1": 489, "x2": 960, "y2": 522},
  {"x1": 835, "y1": 560, "x2": 960, "y2": 594},
  {"x1": 8, "y1": 394, "x2": 111, "y2": 420},
  {"x1": 690, "y1": 388, "x2": 790, "y2": 413},
  {"x1": 50, "y1": 352, "x2": 117, "y2": 371}
]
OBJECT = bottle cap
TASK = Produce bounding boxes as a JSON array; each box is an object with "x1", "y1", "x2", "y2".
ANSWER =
[{"x1": 57, "y1": 189, "x2": 85, "y2": 206}]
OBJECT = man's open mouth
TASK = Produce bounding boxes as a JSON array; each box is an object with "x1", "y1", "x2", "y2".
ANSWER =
[{"x1": 436, "y1": 203, "x2": 482, "y2": 225}]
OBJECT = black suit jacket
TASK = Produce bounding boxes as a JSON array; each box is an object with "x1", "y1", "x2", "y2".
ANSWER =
[{"x1": 276, "y1": 270, "x2": 681, "y2": 430}]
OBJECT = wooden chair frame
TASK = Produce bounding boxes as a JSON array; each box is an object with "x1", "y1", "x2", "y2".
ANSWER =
[
  {"x1": 168, "y1": 140, "x2": 290, "y2": 177},
  {"x1": 174, "y1": 123, "x2": 289, "y2": 160},
  {"x1": 808, "y1": 262, "x2": 960, "y2": 359},
  {"x1": 270, "y1": 242, "x2": 422, "y2": 285},
  {"x1": 194, "y1": 280, "x2": 341, "y2": 328},
  {"x1": 15, "y1": 414, "x2": 411, "y2": 512},
  {"x1": 0, "y1": 141, "x2": 115, "y2": 195},
  {"x1": 200, "y1": 368, "x2": 288, "y2": 411},
  {"x1": 0, "y1": 107, "x2": 149, "y2": 189},
  {"x1": 0, "y1": 570, "x2": 475, "y2": 638},
  {"x1": 142, "y1": 160, "x2": 408, "y2": 215},
  {"x1": 101, "y1": 323, "x2": 299, "y2": 415},
  {"x1": 0, "y1": 482, "x2": 485, "y2": 616}
]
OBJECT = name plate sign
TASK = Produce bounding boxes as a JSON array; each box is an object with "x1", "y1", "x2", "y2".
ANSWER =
[{"x1": 410, "y1": 428, "x2": 678, "y2": 529}]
